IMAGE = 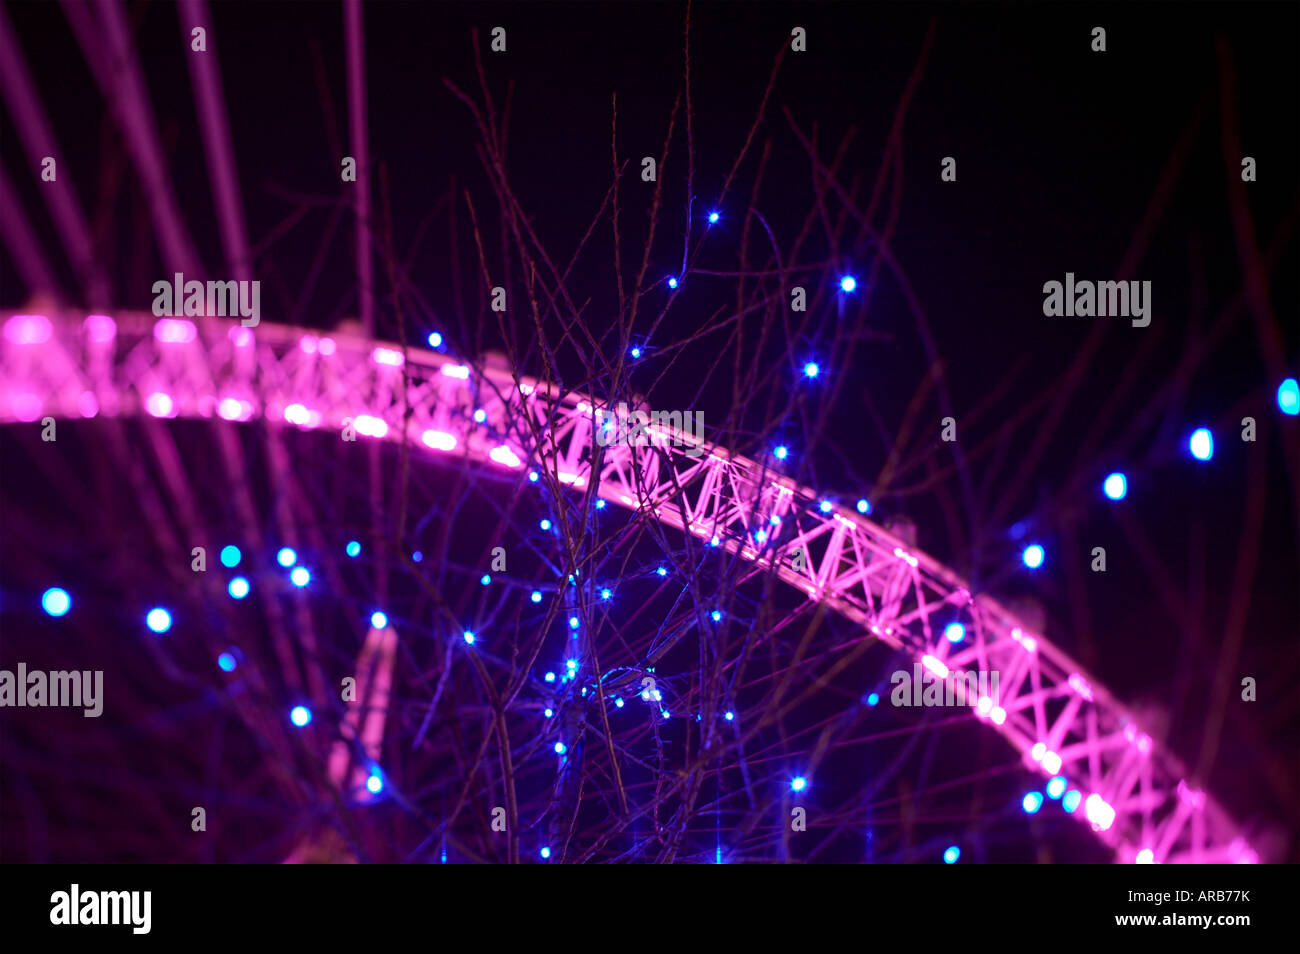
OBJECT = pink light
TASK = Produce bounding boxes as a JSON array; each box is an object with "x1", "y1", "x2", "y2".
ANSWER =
[
  {"x1": 1084, "y1": 794, "x2": 1115, "y2": 830},
  {"x1": 78, "y1": 391, "x2": 98, "y2": 418},
  {"x1": 975, "y1": 695, "x2": 993, "y2": 715},
  {"x1": 84, "y1": 314, "x2": 117, "y2": 342},
  {"x1": 489, "y1": 446, "x2": 522, "y2": 468},
  {"x1": 284, "y1": 403, "x2": 311, "y2": 426},
  {"x1": 12, "y1": 393, "x2": 41, "y2": 421},
  {"x1": 990, "y1": 706, "x2": 1007, "y2": 725},
  {"x1": 442, "y1": 364, "x2": 470, "y2": 380},
  {"x1": 299, "y1": 336, "x2": 318, "y2": 354},
  {"x1": 354, "y1": 415, "x2": 388, "y2": 438},
  {"x1": 154, "y1": 318, "x2": 197, "y2": 344},
  {"x1": 1177, "y1": 780, "x2": 1205, "y2": 809},
  {"x1": 1042, "y1": 750, "x2": 1062, "y2": 775},
  {"x1": 228, "y1": 326, "x2": 253, "y2": 348},
  {"x1": 892, "y1": 547, "x2": 919, "y2": 568},
  {"x1": 1137, "y1": 734, "x2": 1151, "y2": 754},
  {"x1": 1068, "y1": 673, "x2": 1093, "y2": 700},
  {"x1": 217, "y1": 397, "x2": 253, "y2": 421},
  {"x1": 1031, "y1": 742, "x2": 1046, "y2": 762},
  {"x1": 422, "y1": 429, "x2": 457, "y2": 451},
  {"x1": 372, "y1": 347, "x2": 404, "y2": 366},
  {"x1": 319, "y1": 337, "x2": 336, "y2": 355},
  {"x1": 921, "y1": 654, "x2": 949, "y2": 679},
  {"x1": 5, "y1": 314, "x2": 51, "y2": 345},
  {"x1": 145, "y1": 392, "x2": 176, "y2": 418},
  {"x1": 1011, "y1": 627, "x2": 1038, "y2": 653},
  {"x1": 1135, "y1": 848, "x2": 1155, "y2": 864},
  {"x1": 558, "y1": 472, "x2": 586, "y2": 485}
]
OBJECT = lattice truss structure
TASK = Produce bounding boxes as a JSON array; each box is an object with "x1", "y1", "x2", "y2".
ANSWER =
[{"x1": 0, "y1": 308, "x2": 1260, "y2": 864}]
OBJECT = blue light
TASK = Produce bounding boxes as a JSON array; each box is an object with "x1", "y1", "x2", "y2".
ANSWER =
[
  {"x1": 544, "y1": 707, "x2": 553, "y2": 717},
  {"x1": 791, "y1": 777, "x2": 807, "y2": 792},
  {"x1": 1022, "y1": 791, "x2": 1044, "y2": 814},
  {"x1": 774, "y1": 445, "x2": 788, "y2": 461},
  {"x1": 601, "y1": 588, "x2": 612, "y2": 600},
  {"x1": 630, "y1": 347, "x2": 642, "y2": 359},
  {"x1": 427, "y1": 331, "x2": 443, "y2": 348},
  {"x1": 554, "y1": 742, "x2": 567, "y2": 755},
  {"x1": 840, "y1": 276, "x2": 857, "y2": 293},
  {"x1": 1103, "y1": 472, "x2": 1127, "y2": 500},
  {"x1": 710, "y1": 535, "x2": 720, "y2": 546},
  {"x1": 708, "y1": 211, "x2": 719, "y2": 224},
  {"x1": 1022, "y1": 544, "x2": 1045, "y2": 569},
  {"x1": 1046, "y1": 776, "x2": 1067, "y2": 799},
  {"x1": 711, "y1": 610, "x2": 722, "y2": 622},
  {"x1": 1062, "y1": 789, "x2": 1082, "y2": 813},
  {"x1": 463, "y1": 631, "x2": 475, "y2": 645},
  {"x1": 371, "y1": 611, "x2": 388, "y2": 629},
  {"x1": 595, "y1": 499, "x2": 606, "y2": 509},
  {"x1": 944, "y1": 622, "x2": 965, "y2": 643},
  {"x1": 656, "y1": 566, "x2": 668, "y2": 577},
  {"x1": 544, "y1": 672, "x2": 556, "y2": 682},
  {"x1": 1279, "y1": 378, "x2": 1299, "y2": 416},
  {"x1": 943, "y1": 845, "x2": 960, "y2": 864},
  {"x1": 819, "y1": 500, "x2": 833, "y2": 514},
  {"x1": 41, "y1": 587, "x2": 71, "y2": 617},
  {"x1": 856, "y1": 499, "x2": 871, "y2": 514},
  {"x1": 366, "y1": 773, "x2": 383, "y2": 793},
  {"x1": 290, "y1": 566, "x2": 310, "y2": 587},
  {"x1": 531, "y1": 591, "x2": 542, "y2": 603},
  {"x1": 660, "y1": 709, "x2": 670, "y2": 719},
  {"x1": 276, "y1": 547, "x2": 296, "y2": 567},
  {"x1": 228, "y1": 577, "x2": 250, "y2": 599},
  {"x1": 540, "y1": 519, "x2": 551, "y2": 531},
  {"x1": 473, "y1": 408, "x2": 487, "y2": 424},
  {"x1": 346, "y1": 540, "x2": 361, "y2": 557},
  {"x1": 290, "y1": 705, "x2": 312, "y2": 727},
  {"x1": 567, "y1": 658, "x2": 578, "y2": 670},
  {"x1": 614, "y1": 698, "x2": 624, "y2": 708},
  {"x1": 569, "y1": 616, "x2": 579, "y2": 629},
  {"x1": 725, "y1": 711, "x2": 734, "y2": 721},
  {"x1": 1189, "y1": 428, "x2": 1214, "y2": 461},
  {"x1": 804, "y1": 362, "x2": 819, "y2": 379},
  {"x1": 217, "y1": 652, "x2": 236, "y2": 672},
  {"x1": 412, "y1": 550, "x2": 423, "y2": 562},
  {"x1": 146, "y1": 607, "x2": 172, "y2": 633},
  {"x1": 481, "y1": 574, "x2": 491, "y2": 586},
  {"x1": 219, "y1": 545, "x2": 241, "y2": 568},
  {"x1": 529, "y1": 471, "x2": 539, "y2": 482},
  {"x1": 540, "y1": 847, "x2": 551, "y2": 859},
  {"x1": 866, "y1": 692, "x2": 880, "y2": 706},
  {"x1": 667, "y1": 276, "x2": 678, "y2": 289}
]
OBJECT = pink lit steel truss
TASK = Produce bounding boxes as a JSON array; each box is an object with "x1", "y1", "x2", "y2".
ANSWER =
[{"x1": 0, "y1": 308, "x2": 1259, "y2": 864}]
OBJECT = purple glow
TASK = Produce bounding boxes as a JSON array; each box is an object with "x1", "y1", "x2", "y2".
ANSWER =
[
  {"x1": 145, "y1": 392, "x2": 176, "y2": 418},
  {"x1": 422, "y1": 429, "x2": 458, "y2": 451},
  {"x1": 154, "y1": 318, "x2": 197, "y2": 344},
  {"x1": 84, "y1": 314, "x2": 117, "y2": 342},
  {"x1": 5, "y1": 314, "x2": 52, "y2": 345}
]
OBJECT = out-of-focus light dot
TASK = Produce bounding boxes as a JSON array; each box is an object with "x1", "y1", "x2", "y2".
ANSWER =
[
  {"x1": 367, "y1": 774, "x2": 383, "y2": 793},
  {"x1": 528, "y1": 471, "x2": 539, "y2": 482},
  {"x1": 1022, "y1": 544, "x2": 1045, "y2": 569},
  {"x1": 944, "y1": 845, "x2": 960, "y2": 864},
  {"x1": 540, "y1": 519, "x2": 551, "y2": 531},
  {"x1": 544, "y1": 707, "x2": 553, "y2": 718},
  {"x1": 473, "y1": 408, "x2": 487, "y2": 424},
  {"x1": 228, "y1": 577, "x2": 250, "y2": 599},
  {"x1": 614, "y1": 698, "x2": 624, "y2": 708},
  {"x1": 600, "y1": 588, "x2": 612, "y2": 600},
  {"x1": 544, "y1": 672, "x2": 556, "y2": 683},
  {"x1": 1046, "y1": 776, "x2": 1067, "y2": 799},
  {"x1": 463, "y1": 631, "x2": 475, "y2": 645},
  {"x1": 277, "y1": 547, "x2": 297, "y2": 567},
  {"x1": 710, "y1": 535, "x2": 720, "y2": 546},
  {"x1": 346, "y1": 540, "x2": 361, "y2": 557},
  {"x1": 290, "y1": 567, "x2": 310, "y2": 587},
  {"x1": 708, "y1": 211, "x2": 719, "y2": 224},
  {"x1": 412, "y1": 551, "x2": 423, "y2": 562},
  {"x1": 819, "y1": 500, "x2": 833, "y2": 514},
  {"x1": 866, "y1": 692, "x2": 880, "y2": 706},
  {"x1": 1063, "y1": 790, "x2": 1082, "y2": 813},
  {"x1": 540, "y1": 847, "x2": 551, "y2": 859},
  {"x1": 791, "y1": 777, "x2": 807, "y2": 792},
  {"x1": 667, "y1": 276, "x2": 678, "y2": 289},
  {"x1": 804, "y1": 362, "x2": 819, "y2": 379},
  {"x1": 41, "y1": 587, "x2": 71, "y2": 617},
  {"x1": 1022, "y1": 791, "x2": 1044, "y2": 814},
  {"x1": 569, "y1": 616, "x2": 579, "y2": 629},
  {"x1": 656, "y1": 566, "x2": 668, "y2": 577},
  {"x1": 944, "y1": 622, "x2": 965, "y2": 643},
  {"x1": 146, "y1": 608, "x2": 172, "y2": 633},
  {"x1": 856, "y1": 499, "x2": 871, "y2": 514},
  {"x1": 371, "y1": 611, "x2": 388, "y2": 629},
  {"x1": 481, "y1": 574, "x2": 491, "y2": 586},
  {"x1": 774, "y1": 445, "x2": 788, "y2": 460},
  {"x1": 427, "y1": 332, "x2": 443, "y2": 348},
  {"x1": 554, "y1": 742, "x2": 566, "y2": 755},
  {"x1": 217, "y1": 652, "x2": 236, "y2": 672},
  {"x1": 1103, "y1": 472, "x2": 1127, "y2": 500},
  {"x1": 840, "y1": 276, "x2": 857, "y2": 293},
  {"x1": 1279, "y1": 378, "x2": 1299, "y2": 415},
  {"x1": 711, "y1": 610, "x2": 722, "y2": 622},
  {"x1": 1135, "y1": 848, "x2": 1154, "y2": 865},
  {"x1": 531, "y1": 591, "x2": 543, "y2": 603},
  {"x1": 567, "y1": 658, "x2": 578, "y2": 670},
  {"x1": 595, "y1": 499, "x2": 606, "y2": 509},
  {"x1": 1190, "y1": 428, "x2": 1214, "y2": 461},
  {"x1": 220, "y1": 545, "x2": 241, "y2": 567},
  {"x1": 630, "y1": 347, "x2": 642, "y2": 359},
  {"x1": 725, "y1": 711, "x2": 735, "y2": 721},
  {"x1": 290, "y1": 705, "x2": 312, "y2": 727}
]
